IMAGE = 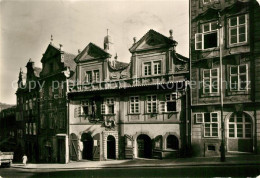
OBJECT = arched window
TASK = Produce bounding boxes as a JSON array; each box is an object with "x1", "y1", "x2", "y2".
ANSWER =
[
  {"x1": 166, "y1": 135, "x2": 179, "y2": 150},
  {"x1": 228, "y1": 112, "x2": 252, "y2": 138}
]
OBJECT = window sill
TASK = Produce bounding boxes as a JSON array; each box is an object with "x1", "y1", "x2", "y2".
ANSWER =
[
  {"x1": 228, "y1": 42, "x2": 248, "y2": 48},
  {"x1": 227, "y1": 90, "x2": 249, "y2": 96},
  {"x1": 200, "y1": 93, "x2": 220, "y2": 98},
  {"x1": 128, "y1": 113, "x2": 141, "y2": 115},
  {"x1": 227, "y1": 137, "x2": 252, "y2": 140},
  {"x1": 103, "y1": 114, "x2": 116, "y2": 116},
  {"x1": 162, "y1": 111, "x2": 179, "y2": 114},
  {"x1": 203, "y1": 137, "x2": 219, "y2": 139},
  {"x1": 144, "y1": 112, "x2": 159, "y2": 115}
]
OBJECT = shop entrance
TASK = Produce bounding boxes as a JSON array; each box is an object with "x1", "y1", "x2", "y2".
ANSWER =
[{"x1": 81, "y1": 133, "x2": 93, "y2": 160}]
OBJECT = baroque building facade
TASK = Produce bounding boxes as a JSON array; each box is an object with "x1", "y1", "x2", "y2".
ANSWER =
[
  {"x1": 67, "y1": 29, "x2": 189, "y2": 161},
  {"x1": 189, "y1": 0, "x2": 260, "y2": 156}
]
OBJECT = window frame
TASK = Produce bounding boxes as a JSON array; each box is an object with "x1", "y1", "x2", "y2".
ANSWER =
[
  {"x1": 228, "y1": 113, "x2": 252, "y2": 139},
  {"x1": 102, "y1": 98, "x2": 115, "y2": 115},
  {"x1": 195, "y1": 113, "x2": 204, "y2": 123},
  {"x1": 229, "y1": 64, "x2": 248, "y2": 91},
  {"x1": 146, "y1": 95, "x2": 157, "y2": 113},
  {"x1": 204, "y1": 112, "x2": 219, "y2": 138},
  {"x1": 195, "y1": 21, "x2": 219, "y2": 50},
  {"x1": 203, "y1": 0, "x2": 219, "y2": 4},
  {"x1": 93, "y1": 70, "x2": 100, "y2": 82},
  {"x1": 228, "y1": 14, "x2": 248, "y2": 46},
  {"x1": 143, "y1": 60, "x2": 162, "y2": 76},
  {"x1": 202, "y1": 68, "x2": 219, "y2": 94},
  {"x1": 85, "y1": 71, "x2": 92, "y2": 83},
  {"x1": 129, "y1": 96, "x2": 140, "y2": 114}
]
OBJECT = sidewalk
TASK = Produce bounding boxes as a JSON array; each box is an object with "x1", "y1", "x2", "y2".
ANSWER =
[{"x1": 12, "y1": 155, "x2": 260, "y2": 170}]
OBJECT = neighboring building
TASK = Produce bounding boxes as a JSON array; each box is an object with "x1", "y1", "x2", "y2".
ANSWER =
[
  {"x1": 16, "y1": 60, "x2": 41, "y2": 162},
  {"x1": 68, "y1": 29, "x2": 189, "y2": 161},
  {"x1": 189, "y1": 0, "x2": 260, "y2": 156},
  {"x1": 38, "y1": 42, "x2": 76, "y2": 163},
  {"x1": 0, "y1": 106, "x2": 16, "y2": 157}
]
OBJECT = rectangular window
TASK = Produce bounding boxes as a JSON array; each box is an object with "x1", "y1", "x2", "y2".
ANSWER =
[
  {"x1": 153, "y1": 61, "x2": 161, "y2": 75},
  {"x1": 26, "y1": 123, "x2": 28, "y2": 134},
  {"x1": 81, "y1": 101, "x2": 90, "y2": 115},
  {"x1": 29, "y1": 99, "x2": 32, "y2": 110},
  {"x1": 165, "y1": 93, "x2": 177, "y2": 112},
  {"x1": 106, "y1": 98, "x2": 114, "y2": 114},
  {"x1": 85, "y1": 71, "x2": 92, "y2": 83},
  {"x1": 49, "y1": 113, "x2": 54, "y2": 129},
  {"x1": 203, "y1": 68, "x2": 219, "y2": 94},
  {"x1": 144, "y1": 62, "x2": 152, "y2": 76},
  {"x1": 130, "y1": 96, "x2": 140, "y2": 114},
  {"x1": 229, "y1": 14, "x2": 247, "y2": 45},
  {"x1": 147, "y1": 95, "x2": 157, "y2": 113},
  {"x1": 195, "y1": 113, "x2": 204, "y2": 123},
  {"x1": 33, "y1": 123, "x2": 36, "y2": 135},
  {"x1": 195, "y1": 21, "x2": 219, "y2": 50},
  {"x1": 204, "y1": 112, "x2": 219, "y2": 137},
  {"x1": 230, "y1": 65, "x2": 248, "y2": 91},
  {"x1": 93, "y1": 70, "x2": 100, "y2": 82}
]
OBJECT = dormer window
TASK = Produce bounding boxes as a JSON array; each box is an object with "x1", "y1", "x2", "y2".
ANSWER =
[
  {"x1": 85, "y1": 71, "x2": 92, "y2": 83},
  {"x1": 195, "y1": 21, "x2": 219, "y2": 50},
  {"x1": 93, "y1": 70, "x2": 100, "y2": 82},
  {"x1": 144, "y1": 62, "x2": 152, "y2": 76},
  {"x1": 143, "y1": 60, "x2": 162, "y2": 76}
]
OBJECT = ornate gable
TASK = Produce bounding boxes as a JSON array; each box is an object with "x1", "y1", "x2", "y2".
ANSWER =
[
  {"x1": 41, "y1": 44, "x2": 60, "y2": 63},
  {"x1": 74, "y1": 43, "x2": 111, "y2": 63},
  {"x1": 129, "y1": 29, "x2": 177, "y2": 53}
]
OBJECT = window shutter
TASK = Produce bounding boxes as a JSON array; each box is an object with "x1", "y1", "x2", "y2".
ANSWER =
[
  {"x1": 159, "y1": 101, "x2": 166, "y2": 113},
  {"x1": 101, "y1": 104, "x2": 106, "y2": 115},
  {"x1": 78, "y1": 106, "x2": 82, "y2": 116},
  {"x1": 74, "y1": 107, "x2": 78, "y2": 118},
  {"x1": 195, "y1": 33, "x2": 203, "y2": 50}
]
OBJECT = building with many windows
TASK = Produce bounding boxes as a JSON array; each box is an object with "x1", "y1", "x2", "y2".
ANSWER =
[
  {"x1": 68, "y1": 29, "x2": 189, "y2": 161},
  {"x1": 189, "y1": 0, "x2": 260, "y2": 156}
]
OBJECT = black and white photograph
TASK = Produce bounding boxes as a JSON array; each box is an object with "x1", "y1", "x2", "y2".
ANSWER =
[{"x1": 0, "y1": 0, "x2": 260, "y2": 177}]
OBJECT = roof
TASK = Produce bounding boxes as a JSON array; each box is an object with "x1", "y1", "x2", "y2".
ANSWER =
[
  {"x1": 74, "y1": 43, "x2": 111, "y2": 63},
  {"x1": 129, "y1": 29, "x2": 177, "y2": 53},
  {"x1": 175, "y1": 53, "x2": 189, "y2": 63},
  {"x1": 63, "y1": 52, "x2": 77, "y2": 71}
]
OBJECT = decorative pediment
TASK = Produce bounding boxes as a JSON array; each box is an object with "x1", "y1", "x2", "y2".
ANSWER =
[
  {"x1": 222, "y1": 0, "x2": 250, "y2": 15},
  {"x1": 194, "y1": 8, "x2": 220, "y2": 22},
  {"x1": 129, "y1": 29, "x2": 177, "y2": 53},
  {"x1": 75, "y1": 43, "x2": 111, "y2": 63},
  {"x1": 41, "y1": 44, "x2": 61, "y2": 63}
]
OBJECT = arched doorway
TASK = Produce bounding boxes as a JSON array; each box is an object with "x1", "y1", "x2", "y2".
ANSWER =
[
  {"x1": 227, "y1": 112, "x2": 253, "y2": 152},
  {"x1": 107, "y1": 135, "x2": 116, "y2": 159},
  {"x1": 81, "y1": 133, "x2": 93, "y2": 160},
  {"x1": 166, "y1": 135, "x2": 179, "y2": 150},
  {"x1": 137, "y1": 134, "x2": 152, "y2": 158}
]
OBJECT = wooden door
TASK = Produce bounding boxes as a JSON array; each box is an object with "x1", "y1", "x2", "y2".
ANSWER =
[
  {"x1": 92, "y1": 133, "x2": 100, "y2": 161},
  {"x1": 70, "y1": 134, "x2": 78, "y2": 161},
  {"x1": 124, "y1": 135, "x2": 133, "y2": 159}
]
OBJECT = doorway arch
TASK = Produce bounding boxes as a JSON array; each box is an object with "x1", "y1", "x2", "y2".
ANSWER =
[
  {"x1": 81, "y1": 133, "x2": 93, "y2": 160},
  {"x1": 166, "y1": 135, "x2": 179, "y2": 150},
  {"x1": 227, "y1": 112, "x2": 253, "y2": 152},
  {"x1": 107, "y1": 135, "x2": 116, "y2": 159},
  {"x1": 137, "y1": 134, "x2": 152, "y2": 158}
]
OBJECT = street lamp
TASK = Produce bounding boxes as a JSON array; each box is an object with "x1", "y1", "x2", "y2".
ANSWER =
[{"x1": 218, "y1": 11, "x2": 226, "y2": 162}]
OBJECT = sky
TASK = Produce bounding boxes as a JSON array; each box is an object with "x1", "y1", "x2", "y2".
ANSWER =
[{"x1": 0, "y1": 0, "x2": 189, "y2": 105}]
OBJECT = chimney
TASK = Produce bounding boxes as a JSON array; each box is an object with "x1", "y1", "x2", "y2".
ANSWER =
[
  {"x1": 169, "y1": 29, "x2": 173, "y2": 40},
  {"x1": 133, "y1": 37, "x2": 137, "y2": 44},
  {"x1": 50, "y1": 34, "x2": 53, "y2": 45},
  {"x1": 59, "y1": 44, "x2": 63, "y2": 51},
  {"x1": 78, "y1": 49, "x2": 81, "y2": 54}
]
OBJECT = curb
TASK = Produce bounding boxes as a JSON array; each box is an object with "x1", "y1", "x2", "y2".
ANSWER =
[{"x1": 11, "y1": 162, "x2": 260, "y2": 170}]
